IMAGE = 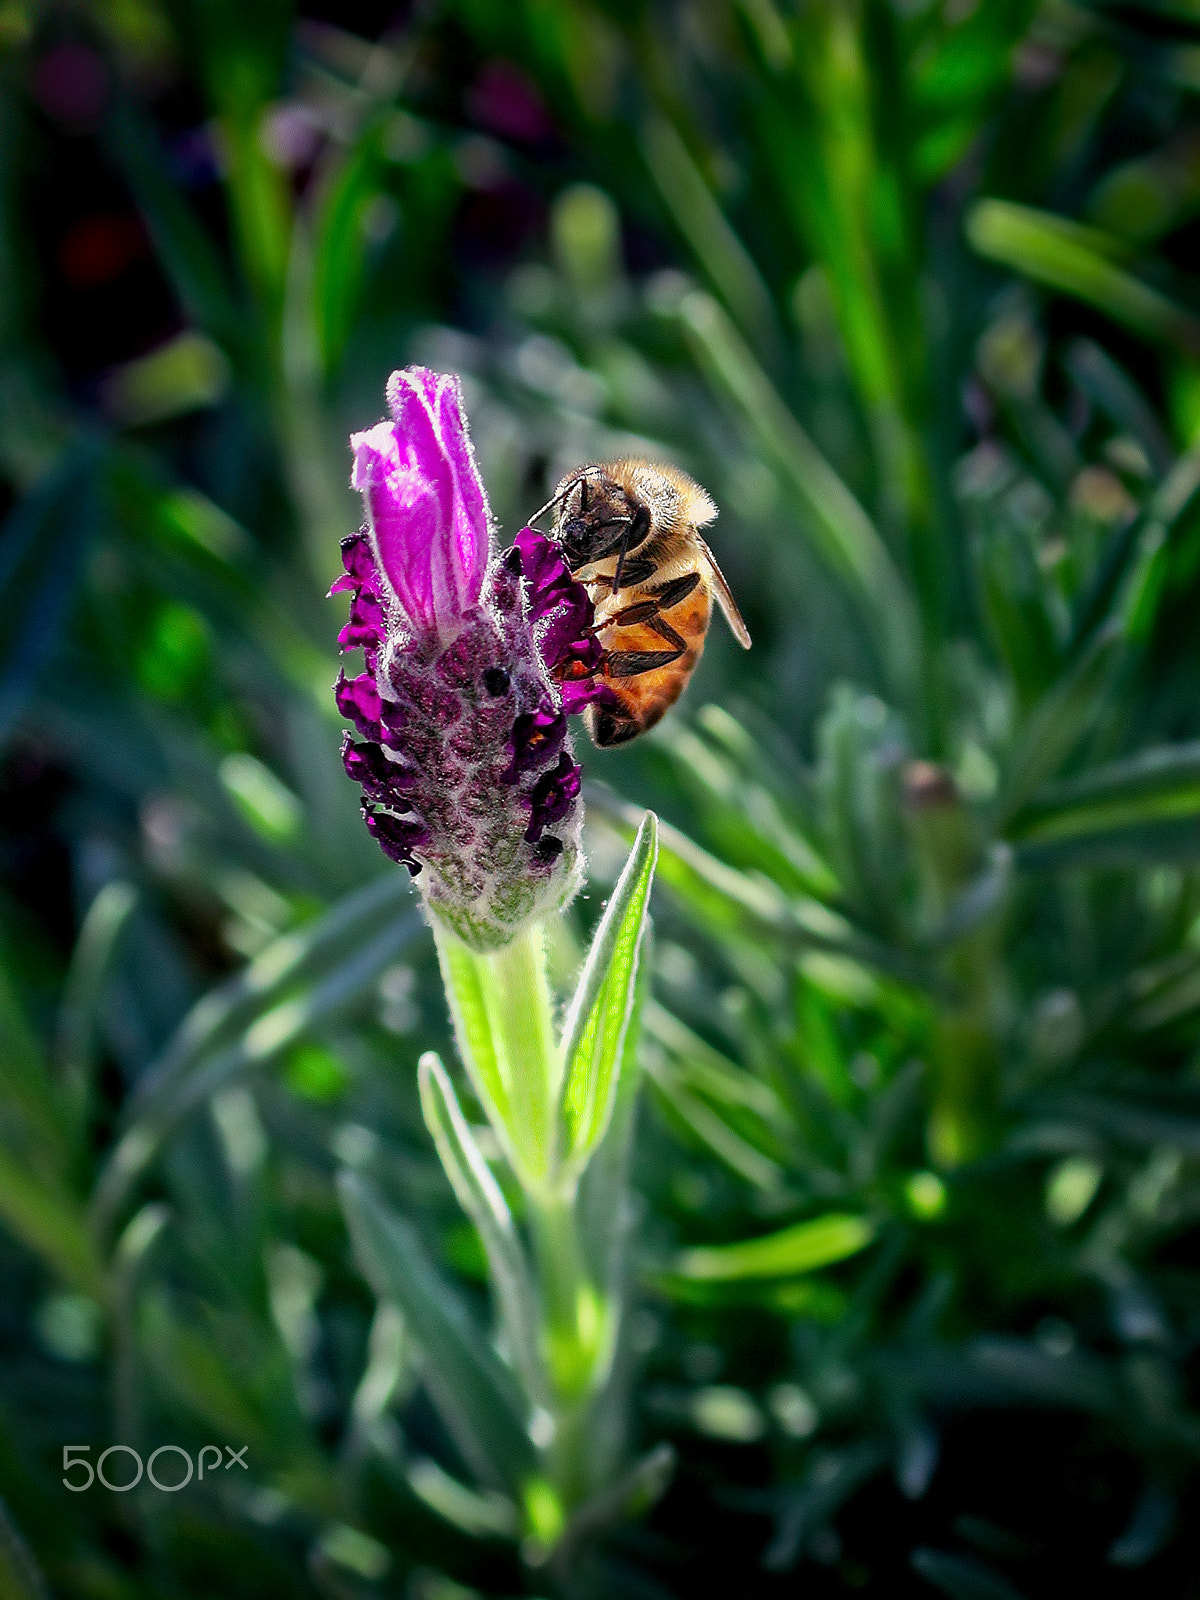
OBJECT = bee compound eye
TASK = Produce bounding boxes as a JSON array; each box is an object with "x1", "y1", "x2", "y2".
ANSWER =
[{"x1": 482, "y1": 667, "x2": 511, "y2": 697}]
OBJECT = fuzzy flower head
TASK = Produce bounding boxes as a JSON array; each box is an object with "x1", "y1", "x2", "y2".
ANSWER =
[{"x1": 334, "y1": 368, "x2": 609, "y2": 951}]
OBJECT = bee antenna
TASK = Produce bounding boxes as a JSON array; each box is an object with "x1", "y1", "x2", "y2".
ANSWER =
[{"x1": 525, "y1": 468, "x2": 596, "y2": 529}]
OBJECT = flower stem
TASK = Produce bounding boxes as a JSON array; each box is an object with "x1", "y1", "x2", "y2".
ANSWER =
[
  {"x1": 485, "y1": 924, "x2": 560, "y2": 1184},
  {"x1": 434, "y1": 915, "x2": 612, "y2": 1516},
  {"x1": 433, "y1": 919, "x2": 559, "y2": 1186},
  {"x1": 528, "y1": 1185, "x2": 606, "y2": 1401}
]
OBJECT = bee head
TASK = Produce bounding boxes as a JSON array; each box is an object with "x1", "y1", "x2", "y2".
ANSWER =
[{"x1": 553, "y1": 469, "x2": 641, "y2": 571}]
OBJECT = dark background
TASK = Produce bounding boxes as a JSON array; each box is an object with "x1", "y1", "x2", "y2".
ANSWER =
[{"x1": 4, "y1": 1, "x2": 1200, "y2": 1596}]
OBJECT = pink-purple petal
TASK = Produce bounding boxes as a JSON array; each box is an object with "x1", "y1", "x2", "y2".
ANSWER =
[{"x1": 352, "y1": 369, "x2": 492, "y2": 637}]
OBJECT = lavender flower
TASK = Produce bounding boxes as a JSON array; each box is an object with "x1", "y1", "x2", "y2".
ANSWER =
[{"x1": 333, "y1": 367, "x2": 606, "y2": 950}]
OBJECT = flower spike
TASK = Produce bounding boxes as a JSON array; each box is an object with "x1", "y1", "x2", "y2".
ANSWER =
[{"x1": 334, "y1": 369, "x2": 608, "y2": 950}]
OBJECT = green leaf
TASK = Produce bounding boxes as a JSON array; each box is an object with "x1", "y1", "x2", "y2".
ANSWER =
[
  {"x1": 655, "y1": 717, "x2": 840, "y2": 899},
  {"x1": 56, "y1": 880, "x2": 138, "y2": 1131},
  {"x1": 0, "y1": 1495, "x2": 51, "y2": 1600},
  {"x1": 560, "y1": 812, "x2": 658, "y2": 1166},
  {"x1": 966, "y1": 199, "x2": 1200, "y2": 356},
  {"x1": 911, "y1": 1548, "x2": 1029, "y2": 1600},
  {"x1": 417, "y1": 1052, "x2": 544, "y2": 1402},
  {"x1": 585, "y1": 787, "x2": 930, "y2": 992},
  {"x1": 1064, "y1": 339, "x2": 1173, "y2": 477},
  {"x1": 0, "y1": 1148, "x2": 102, "y2": 1296},
  {"x1": 998, "y1": 622, "x2": 1124, "y2": 822},
  {"x1": 645, "y1": 1002, "x2": 787, "y2": 1124},
  {"x1": 1010, "y1": 741, "x2": 1200, "y2": 864},
  {"x1": 311, "y1": 125, "x2": 385, "y2": 377},
  {"x1": 92, "y1": 892, "x2": 422, "y2": 1238},
  {"x1": 641, "y1": 114, "x2": 777, "y2": 349},
  {"x1": 432, "y1": 932, "x2": 509, "y2": 1135},
  {"x1": 676, "y1": 289, "x2": 919, "y2": 702},
  {"x1": 576, "y1": 921, "x2": 653, "y2": 1301},
  {"x1": 107, "y1": 105, "x2": 248, "y2": 362},
  {"x1": 645, "y1": 1052, "x2": 786, "y2": 1191},
  {"x1": 1070, "y1": 438, "x2": 1200, "y2": 652},
  {"x1": 559, "y1": 1443, "x2": 675, "y2": 1549},
  {"x1": 673, "y1": 1213, "x2": 876, "y2": 1281},
  {"x1": 338, "y1": 1171, "x2": 536, "y2": 1495}
]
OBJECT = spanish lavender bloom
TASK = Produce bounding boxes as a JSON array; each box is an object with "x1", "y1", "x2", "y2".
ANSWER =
[{"x1": 333, "y1": 367, "x2": 606, "y2": 950}]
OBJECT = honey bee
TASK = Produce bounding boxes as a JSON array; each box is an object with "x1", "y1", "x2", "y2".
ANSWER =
[{"x1": 533, "y1": 459, "x2": 751, "y2": 747}]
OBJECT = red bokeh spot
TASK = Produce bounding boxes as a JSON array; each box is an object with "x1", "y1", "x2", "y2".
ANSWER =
[{"x1": 57, "y1": 213, "x2": 150, "y2": 288}]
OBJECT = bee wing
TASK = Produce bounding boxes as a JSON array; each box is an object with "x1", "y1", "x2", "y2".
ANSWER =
[{"x1": 697, "y1": 536, "x2": 751, "y2": 648}]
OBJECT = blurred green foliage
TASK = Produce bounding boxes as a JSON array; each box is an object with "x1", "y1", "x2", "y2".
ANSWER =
[{"x1": 5, "y1": 0, "x2": 1200, "y2": 1595}]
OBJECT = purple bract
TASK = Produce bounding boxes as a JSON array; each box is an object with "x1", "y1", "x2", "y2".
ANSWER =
[{"x1": 350, "y1": 368, "x2": 492, "y2": 641}]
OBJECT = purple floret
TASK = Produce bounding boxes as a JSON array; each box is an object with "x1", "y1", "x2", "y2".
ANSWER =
[
  {"x1": 503, "y1": 702, "x2": 567, "y2": 780},
  {"x1": 525, "y1": 752, "x2": 583, "y2": 843},
  {"x1": 510, "y1": 527, "x2": 609, "y2": 710}
]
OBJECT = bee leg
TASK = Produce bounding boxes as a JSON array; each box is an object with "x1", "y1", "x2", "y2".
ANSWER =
[
  {"x1": 605, "y1": 646, "x2": 685, "y2": 678},
  {"x1": 647, "y1": 616, "x2": 688, "y2": 651},
  {"x1": 650, "y1": 571, "x2": 701, "y2": 609},
  {"x1": 602, "y1": 599, "x2": 660, "y2": 627},
  {"x1": 598, "y1": 600, "x2": 688, "y2": 646}
]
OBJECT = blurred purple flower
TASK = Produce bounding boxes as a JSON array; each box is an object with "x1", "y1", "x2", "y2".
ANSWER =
[
  {"x1": 334, "y1": 369, "x2": 607, "y2": 948},
  {"x1": 466, "y1": 59, "x2": 556, "y2": 146}
]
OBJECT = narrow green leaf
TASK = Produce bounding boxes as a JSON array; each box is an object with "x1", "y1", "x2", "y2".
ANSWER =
[
  {"x1": 107, "y1": 105, "x2": 248, "y2": 360},
  {"x1": 586, "y1": 786, "x2": 930, "y2": 991},
  {"x1": 221, "y1": 109, "x2": 293, "y2": 311},
  {"x1": 417, "y1": 1052, "x2": 544, "y2": 1402},
  {"x1": 129, "y1": 874, "x2": 414, "y2": 1111},
  {"x1": 111, "y1": 1202, "x2": 170, "y2": 1444},
  {"x1": 0, "y1": 1495, "x2": 51, "y2": 1600},
  {"x1": 645, "y1": 1052, "x2": 786, "y2": 1191},
  {"x1": 1012, "y1": 742, "x2": 1200, "y2": 850},
  {"x1": 656, "y1": 719, "x2": 840, "y2": 899},
  {"x1": 56, "y1": 880, "x2": 137, "y2": 1129},
  {"x1": 674, "y1": 1213, "x2": 876, "y2": 1281},
  {"x1": 312, "y1": 127, "x2": 384, "y2": 376},
  {"x1": 92, "y1": 903, "x2": 423, "y2": 1238},
  {"x1": 676, "y1": 289, "x2": 919, "y2": 701},
  {"x1": 1064, "y1": 340, "x2": 1173, "y2": 477},
  {"x1": 560, "y1": 813, "x2": 658, "y2": 1165},
  {"x1": 338, "y1": 1171, "x2": 536, "y2": 1494},
  {"x1": 998, "y1": 622, "x2": 1124, "y2": 822},
  {"x1": 1070, "y1": 437, "x2": 1200, "y2": 652},
  {"x1": 0, "y1": 1148, "x2": 102, "y2": 1296},
  {"x1": 641, "y1": 113, "x2": 777, "y2": 349},
  {"x1": 1034, "y1": 1089, "x2": 1200, "y2": 1152},
  {"x1": 966, "y1": 199, "x2": 1200, "y2": 356},
  {"x1": 576, "y1": 921, "x2": 653, "y2": 1301},
  {"x1": 645, "y1": 1002, "x2": 788, "y2": 1123},
  {"x1": 560, "y1": 1443, "x2": 675, "y2": 1548},
  {"x1": 911, "y1": 1548, "x2": 1029, "y2": 1600}
]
